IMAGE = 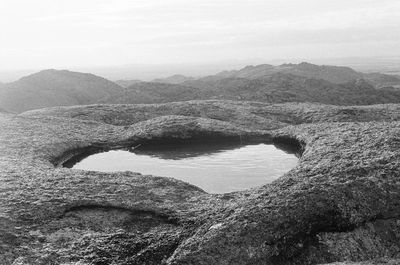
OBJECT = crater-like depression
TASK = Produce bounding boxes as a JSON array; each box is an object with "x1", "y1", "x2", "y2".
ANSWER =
[{"x1": 65, "y1": 142, "x2": 299, "y2": 193}]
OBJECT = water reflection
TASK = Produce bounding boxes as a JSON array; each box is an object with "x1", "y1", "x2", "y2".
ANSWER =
[
  {"x1": 69, "y1": 143, "x2": 299, "y2": 193},
  {"x1": 131, "y1": 142, "x2": 264, "y2": 160}
]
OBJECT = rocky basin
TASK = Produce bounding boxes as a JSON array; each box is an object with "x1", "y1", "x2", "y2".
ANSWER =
[{"x1": 1, "y1": 100, "x2": 400, "y2": 264}]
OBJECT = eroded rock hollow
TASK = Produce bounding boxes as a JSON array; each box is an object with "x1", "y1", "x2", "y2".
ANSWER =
[{"x1": 1, "y1": 100, "x2": 400, "y2": 264}]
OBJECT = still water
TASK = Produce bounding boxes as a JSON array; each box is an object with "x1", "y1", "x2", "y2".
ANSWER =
[{"x1": 70, "y1": 143, "x2": 298, "y2": 193}]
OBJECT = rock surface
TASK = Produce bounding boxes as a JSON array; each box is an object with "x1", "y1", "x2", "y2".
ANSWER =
[{"x1": 1, "y1": 100, "x2": 400, "y2": 264}]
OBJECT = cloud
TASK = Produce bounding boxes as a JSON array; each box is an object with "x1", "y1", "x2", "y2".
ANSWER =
[{"x1": 0, "y1": 0, "x2": 399, "y2": 69}]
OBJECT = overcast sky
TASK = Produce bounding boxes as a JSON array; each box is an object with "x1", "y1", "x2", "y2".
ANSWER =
[{"x1": 0, "y1": 0, "x2": 399, "y2": 70}]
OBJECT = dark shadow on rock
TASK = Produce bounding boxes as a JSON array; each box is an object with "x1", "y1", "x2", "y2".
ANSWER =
[{"x1": 273, "y1": 135, "x2": 305, "y2": 158}]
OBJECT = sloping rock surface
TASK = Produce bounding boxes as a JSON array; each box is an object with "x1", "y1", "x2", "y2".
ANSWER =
[{"x1": 1, "y1": 100, "x2": 400, "y2": 264}]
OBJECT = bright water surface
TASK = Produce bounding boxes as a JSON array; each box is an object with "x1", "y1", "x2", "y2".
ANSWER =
[{"x1": 71, "y1": 143, "x2": 298, "y2": 193}]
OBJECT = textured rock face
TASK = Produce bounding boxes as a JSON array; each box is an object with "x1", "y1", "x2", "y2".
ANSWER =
[
  {"x1": 1, "y1": 100, "x2": 400, "y2": 264},
  {"x1": 321, "y1": 259, "x2": 400, "y2": 265}
]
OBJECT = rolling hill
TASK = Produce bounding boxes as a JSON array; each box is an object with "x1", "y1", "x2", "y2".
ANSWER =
[{"x1": 0, "y1": 69, "x2": 124, "y2": 113}]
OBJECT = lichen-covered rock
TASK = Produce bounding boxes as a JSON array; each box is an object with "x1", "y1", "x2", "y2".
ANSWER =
[
  {"x1": 320, "y1": 259, "x2": 400, "y2": 265},
  {"x1": 1, "y1": 100, "x2": 400, "y2": 264}
]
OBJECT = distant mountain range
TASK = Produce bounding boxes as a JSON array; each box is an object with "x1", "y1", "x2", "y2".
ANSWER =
[
  {"x1": 116, "y1": 62, "x2": 400, "y2": 89},
  {"x1": 182, "y1": 62, "x2": 400, "y2": 89},
  {"x1": 114, "y1": 79, "x2": 142, "y2": 88},
  {"x1": 363, "y1": 72, "x2": 400, "y2": 88},
  {"x1": 182, "y1": 73, "x2": 400, "y2": 105},
  {"x1": 214, "y1": 62, "x2": 363, "y2": 84},
  {"x1": 152, "y1": 74, "x2": 195, "y2": 84},
  {"x1": 100, "y1": 82, "x2": 202, "y2": 104},
  {"x1": 2, "y1": 63, "x2": 400, "y2": 113}
]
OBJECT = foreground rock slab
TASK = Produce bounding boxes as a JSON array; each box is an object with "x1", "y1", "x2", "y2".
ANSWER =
[{"x1": 1, "y1": 100, "x2": 400, "y2": 264}]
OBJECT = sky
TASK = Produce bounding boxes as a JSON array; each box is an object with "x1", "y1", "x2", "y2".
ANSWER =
[{"x1": 0, "y1": 0, "x2": 399, "y2": 70}]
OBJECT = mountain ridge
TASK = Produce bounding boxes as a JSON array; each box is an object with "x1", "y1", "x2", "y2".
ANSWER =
[
  {"x1": 213, "y1": 62, "x2": 363, "y2": 83},
  {"x1": 3, "y1": 63, "x2": 400, "y2": 113},
  {"x1": 209, "y1": 62, "x2": 400, "y2": 89}
]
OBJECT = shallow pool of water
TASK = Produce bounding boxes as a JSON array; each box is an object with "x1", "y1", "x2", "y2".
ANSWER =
[{"x1": 69, "y1": 143, "x2": 298, "y2": 193}]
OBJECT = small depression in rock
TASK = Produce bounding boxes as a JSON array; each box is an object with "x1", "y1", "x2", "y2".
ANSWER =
[{"x1": 65, "y1": 142, "x2": 299, "y2": 193}]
